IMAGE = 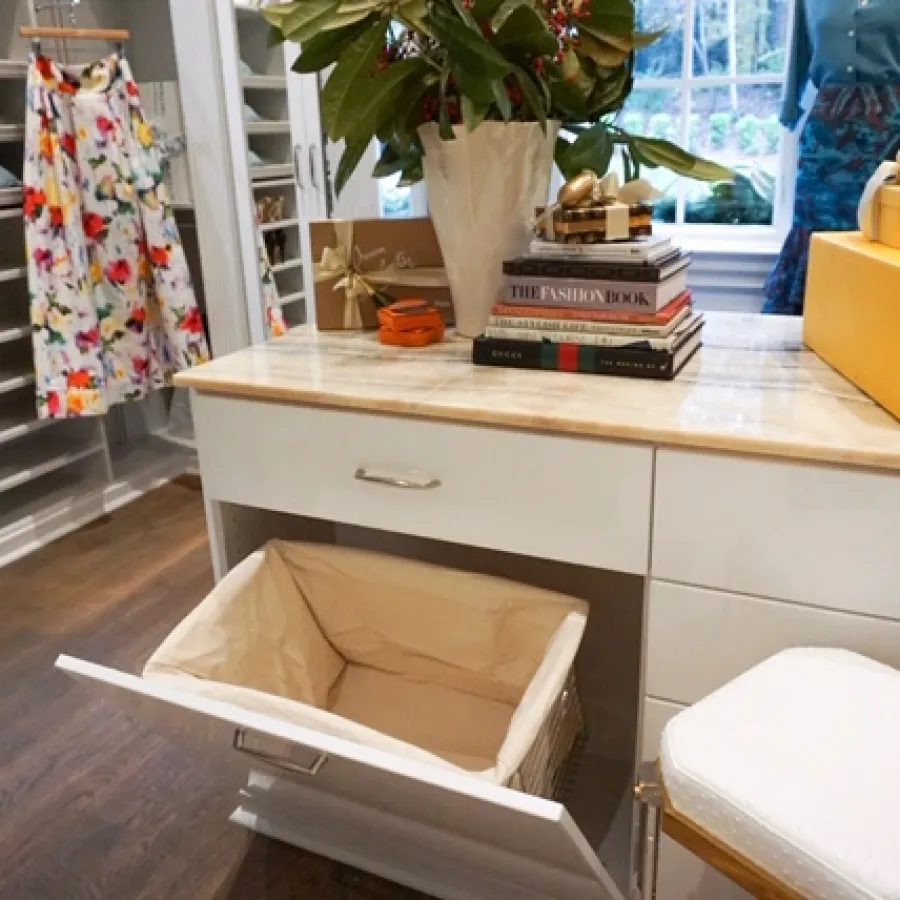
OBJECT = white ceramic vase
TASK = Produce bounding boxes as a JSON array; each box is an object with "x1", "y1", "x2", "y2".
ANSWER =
[{"x1": 419, "y1": 121, "x2": 560, "y2": 338}]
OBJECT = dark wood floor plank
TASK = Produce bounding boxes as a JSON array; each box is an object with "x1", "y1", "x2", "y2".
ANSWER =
[{"x1": 0, "y1": 478, "x2": 430, "y2": 900}]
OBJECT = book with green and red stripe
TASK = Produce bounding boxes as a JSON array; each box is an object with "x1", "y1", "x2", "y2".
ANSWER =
[{"x1": 473, "y1": 314, "x2": 704, "y2": 380}]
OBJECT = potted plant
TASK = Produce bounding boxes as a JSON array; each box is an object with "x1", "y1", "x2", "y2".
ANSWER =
[{"x1": 266, "y1": 0, "x2": 732, "y2": 336}]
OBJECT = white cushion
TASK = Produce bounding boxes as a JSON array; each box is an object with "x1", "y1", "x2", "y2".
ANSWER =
[{"x1": 661, "y1": 648, "x2": 900, "y2": 900}]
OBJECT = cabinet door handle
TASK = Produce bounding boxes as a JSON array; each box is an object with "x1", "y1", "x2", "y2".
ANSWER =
[
  {"x1": 293, "y1": 143, "x2": 304, "y2": 189},
  {"x1": 233, "y1": 728, "x2": 327, "y2": 776},
  {"x1": 355, "y1": 467, "x2": 441, "y2": 490},
  {"x1": 308, "y1": 143, "x2": 319, "y2": 190}
]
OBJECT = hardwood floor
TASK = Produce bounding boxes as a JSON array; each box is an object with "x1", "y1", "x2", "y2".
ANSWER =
[{"x1": 0, "y1": 478, "x2": 428, "y2": 900}]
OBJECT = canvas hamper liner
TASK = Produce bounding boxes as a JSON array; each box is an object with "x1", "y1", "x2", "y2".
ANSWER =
[{"x1": 143, "y1": 540, "x2": 588, "y2": 798}]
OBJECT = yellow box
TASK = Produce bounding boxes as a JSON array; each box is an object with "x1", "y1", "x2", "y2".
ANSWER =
[
  {"x1": 880, "y1": 184, "x2": 900, "y2": 250},
  {"x1": 805, "y1": 232, "x2": 900, "y2": 421}
]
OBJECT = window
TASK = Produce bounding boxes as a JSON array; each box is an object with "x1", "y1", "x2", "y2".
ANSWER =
[{"x1": 618, "y1": 0, "x2": 798, "y2": 242}]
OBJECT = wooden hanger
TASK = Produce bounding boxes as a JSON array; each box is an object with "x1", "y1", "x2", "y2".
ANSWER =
[
  {"x1": 20, "y1": 25, "x2": 131, "y2": 57},
  {"x1": 21, "y1": 26, "x2": 130, "y2": 42}
]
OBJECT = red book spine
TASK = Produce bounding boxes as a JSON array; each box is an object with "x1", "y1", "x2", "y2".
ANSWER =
[{"x1": 492, "y1": 290, "x2": 691, "y2": 325}]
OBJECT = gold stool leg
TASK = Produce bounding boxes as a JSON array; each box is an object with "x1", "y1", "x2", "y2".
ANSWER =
[{"x1": 634, "y1": 760, "x2": 664, "y2": 900}]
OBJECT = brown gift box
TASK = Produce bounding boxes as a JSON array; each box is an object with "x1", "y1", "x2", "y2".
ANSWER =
[{"x1": 309, "y1": 217, "x2": 453, "y2": 330}]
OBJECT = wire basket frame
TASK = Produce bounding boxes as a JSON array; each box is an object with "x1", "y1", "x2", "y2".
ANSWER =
[{"x1": 509, "y1": 669, "x2": 586, "y2": 801}]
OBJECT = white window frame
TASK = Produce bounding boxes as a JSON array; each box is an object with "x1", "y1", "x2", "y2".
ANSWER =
[{"x1": 633, "y1": 0, "x2": 800, "y2": 253}]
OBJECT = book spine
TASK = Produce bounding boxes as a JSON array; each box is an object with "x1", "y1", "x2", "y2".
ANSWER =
[
  {"x1": 485, "y1": 325, "x2": 677, "y2": 350},
  {"x1": 493, "y1": 291, "x2": 691, "y2": 325},
  {"x1": 473, "y1": 337, "x2": 674, "y2": 379},
  {"x1": 504, "y1": 257, "x2": 677, "y2": 282},
  {"x1": 489, "y1": 315, "x2": 676, "y2": 337},
  {"x1": 506, "y1": 276, "x2": 667, "y2": 312},
  {"x1": 528, "y1": 241, "x2": 665, "y2": 260}
]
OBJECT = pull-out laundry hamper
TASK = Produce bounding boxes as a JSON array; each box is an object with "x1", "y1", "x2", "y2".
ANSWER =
[{"x1": 143, "y1": 540, "x2": 588, "y2": 799}]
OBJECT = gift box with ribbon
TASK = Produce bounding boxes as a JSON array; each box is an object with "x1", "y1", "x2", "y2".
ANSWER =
[
  {"x1": 535, "y1": 171, "x2": 663, "y2": 244},
  {"x1": 310, "y1": 218, "x2": 453, "y2": 330}
]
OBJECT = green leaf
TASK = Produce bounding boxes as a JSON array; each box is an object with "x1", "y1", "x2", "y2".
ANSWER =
[
  {"x1": 461, "y1": 95, "x2": 490, "y2": 131},
  {"x1": 560, "y1": 47, "x2": 594, "y2": 99},
  {"x1": 290, "y1": 15, "x2": 377, "y2": 72},
  {"x1": 279, "y1": 0, "x2": 343, "y2": 43},
  {"x1": 582, "y1": 0, "x2": 634, "y2": 40},
  {"x1": 511, "y1": 64, "x2": 547, "y2": 128},
  {"x1": 439, "y1": 66, "x2": 456, "y2": 140},
  {"x1": 320, "y1": 23, "x2": 386, "y2": 139},
  {"x1": 267, "y1": 24, "x2": 286, "y2": 47},
  {"x1": 398, "y1": 156, "x2": 424, "y2": 186},
  {"x1": 491, "y1": 79, "x2": 512, "y2": 120},
  {"x1": 347, "y1": 58, "x2": 432, "y2": 143},
  {"x1": 588, "y1": 61, "x2": 632, "y2": 116},
  {"x1": 549, "y1": 78, "x2": 589, "y2": 119},
  {"x1": 372, "y1": 140, "x2": 422, "y2": 177},
  {"x1": 493, "y1": 6, "x2": 558, "y2": 56},
  {"x1": 397, "y1": 72, "x2": 440, "y2": 134},
  {"x1": 335, "y1": 135, "x2": 371, "y2": 195},
  {"x1": 262, "y1": 3, "x2": 299, "y2": 26},
  {"x1": 472, "y1": 0, "x2": 506, "y2": 22},
  {"x1": 555, "y1": 124, "x2": 612, "y2": 179},
  {"x1": 490, "y1": 0, "x2": 534, "y2": 29},
  {"x1": 628, "y1": 136, "x2": 736, "y2": 182},
  {"x1": 632, "y1": 28, "x2": 666, "y2": 48},
  {"x1": 450, "y1": 0, "x2": 480, "y2": 30},
  {"x1": 396, "y1": 0, "x2": 431, "y2": 33},
  {"x1": 426, "y1": 3, "x2": 511, "y2": 79},
  {"x1": 324, "y1": 4, "x2": 384, "y2": 29},
  {"x1": 451, "y1": 66, "x2": 491, "y2": 106},
  {"x1": 576, "y1": 29, "x2": 630, "y2": 66}
]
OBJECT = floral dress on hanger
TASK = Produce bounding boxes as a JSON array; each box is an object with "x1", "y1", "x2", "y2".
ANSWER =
[{"x1": 23, "y1": 53, "x2": 210, "y2": 418}]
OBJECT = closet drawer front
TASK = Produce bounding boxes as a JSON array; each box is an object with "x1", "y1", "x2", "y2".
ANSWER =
[
  {"x1": 652, "y1": 449, "x2": 900, "y2": 618},
  {"x1": 193, "y1": 394, "x2": 654, "y2": 573},
  {"x1": 646, "y1": 580, "x2": 900, "y2": 706}
]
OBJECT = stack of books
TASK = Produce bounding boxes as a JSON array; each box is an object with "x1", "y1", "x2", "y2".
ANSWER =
[{"x1": 473, "y1": 236, "x2": 703, "y2": 380}]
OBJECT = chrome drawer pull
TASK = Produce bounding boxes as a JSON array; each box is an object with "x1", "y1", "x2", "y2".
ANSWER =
[
  {"x1": 355, "y1": 467, "x2": 441, "y2": 490},
  {"x1": 233, "y1": 728, "x2": 328, "y2": 776}
]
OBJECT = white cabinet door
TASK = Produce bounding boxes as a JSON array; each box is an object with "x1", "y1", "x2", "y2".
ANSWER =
[{"x1": 58, "y1": 654, "x2": 625, "y2": 900}]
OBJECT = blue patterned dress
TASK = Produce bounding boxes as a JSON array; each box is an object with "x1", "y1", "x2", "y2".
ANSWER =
[{"x1": 764, "y1": 0, "x2": 900, "y2": 316}]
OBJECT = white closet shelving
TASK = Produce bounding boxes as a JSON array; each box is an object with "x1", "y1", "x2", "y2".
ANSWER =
[{"x1": 228, "y1": 0, "x2": 327, "y2": 329}]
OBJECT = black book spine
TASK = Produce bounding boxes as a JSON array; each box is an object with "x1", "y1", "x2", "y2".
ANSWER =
[
  {"x1": 503, "y1": 255, "x2": 690, "y2": 283},
  {"x1": 472, "y1": 337, "x2": 676, "y2": 380}
]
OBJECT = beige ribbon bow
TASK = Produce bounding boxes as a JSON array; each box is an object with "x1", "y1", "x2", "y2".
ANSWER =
[
  {"x1": 859, "y1": 152, "x2": 900, "y2": 243},
  {"x1": 537, "y1": 170, "x2": 664, "y2": 240},
  {"x1": 314, "y1": 220, "x2": 449, "y2": 328}
]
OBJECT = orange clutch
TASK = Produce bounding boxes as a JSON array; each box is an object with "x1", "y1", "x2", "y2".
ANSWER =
[{"x1": 377, "y1": 299, "x2": 444, "y2": 347}]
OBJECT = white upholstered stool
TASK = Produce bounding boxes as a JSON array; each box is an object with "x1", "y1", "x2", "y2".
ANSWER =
[{"x1": 635, "y1": 648, "x2": 900, "y2": 900}]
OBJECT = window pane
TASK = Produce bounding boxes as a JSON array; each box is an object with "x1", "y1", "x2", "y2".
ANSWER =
[
  {"x1": 379, "y1": 172, "x2": 412, "y2": 218},
  {"x1": 634, "y1": 0, "x2": 684, "y2": 79},
  {"x1": 618, "y1": 88, "x2": 684, "y2": 223},
  {"x1": 693, "y1": 0, "x2": 791, "y2": 77},
  {"x1": 684, "y1": 84, "x2": 781, "y2": 224}
]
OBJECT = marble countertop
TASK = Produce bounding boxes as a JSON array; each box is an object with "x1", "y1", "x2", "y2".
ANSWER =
[{"x1": 176, "y1": 313, "x2": 900, "y2": 471}]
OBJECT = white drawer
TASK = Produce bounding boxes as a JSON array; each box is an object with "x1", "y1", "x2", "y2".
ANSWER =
[
  {"x1": 646, "y1": 580, "x2": 900, "y2": 706},
  {"x1": 639, "y1": 696, "x2": 750, "y2": 900},
  {"x1": 192, "y1": 394, "x2": 654, "y2": 574},
  {"x1": 652, "y1": 449, "x2": 900, "y2": 618},
  {"x1": 58, "y1": 654, "x2": 626, "y2": 900}
]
